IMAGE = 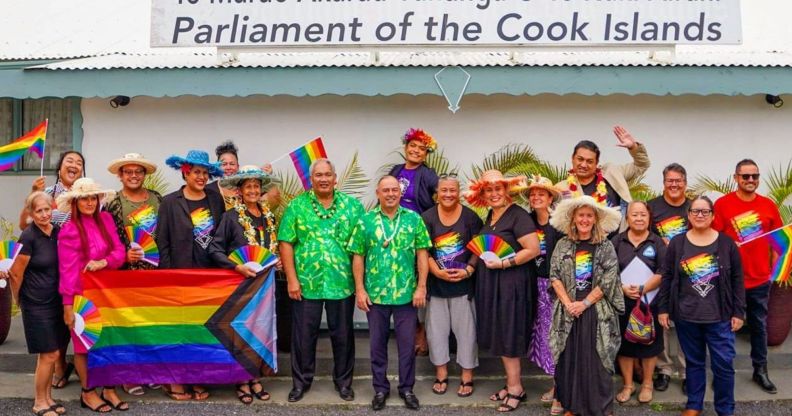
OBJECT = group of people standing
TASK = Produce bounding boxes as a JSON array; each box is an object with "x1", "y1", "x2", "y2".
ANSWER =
[{"x1": 0, "y1": 126, "x2": 783, "y2": 416}]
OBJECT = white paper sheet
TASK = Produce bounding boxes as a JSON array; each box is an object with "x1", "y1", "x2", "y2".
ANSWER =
[{"x1": 620, "y1": 257, "x2": 659, "y2": 304}]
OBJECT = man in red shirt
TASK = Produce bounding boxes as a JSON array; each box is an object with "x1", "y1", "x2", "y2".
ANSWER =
[{"x1": 713, "y1": 159, "x2": 781, "y2": 394}]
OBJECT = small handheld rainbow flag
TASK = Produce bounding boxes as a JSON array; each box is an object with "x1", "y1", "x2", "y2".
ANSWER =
[
  {"x1": 0, "y1": 120, "x2": 47, "y2": 172},
  {"x1": 228, "y1": 245, "x2": 278, "y2": 273},
  {"x1": 289, "y1": 137, "x2": 327, "y2": 190},
  {"x1": 0, "y1": 240, "x2": 23, "y2": 271},
  {"x1": 72, "y1": 295, "x2": 102, "y2": 351},
  {"x1": 124, "y1": 226, "x2": 160, "y2": 267},
  {"x1": 466, "y1": 234, "x2": 516, "y2": 262}
]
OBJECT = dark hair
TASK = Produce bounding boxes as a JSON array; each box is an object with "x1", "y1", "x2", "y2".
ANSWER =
[
  {"x1": 572, "y1": 140, "x2": 600, "y2": 162},
  {"x1": 215, "y1": 140, "x2": 238, "y2": 160},
  {"x1": 735, "y1": 158, "x2": 758, "y2": 173},
  {"x1": 690, "y1": 195, "x2": 714, "y2": 210},
  {"x1": 70, "y1": 197, "x2": 114, "y2": 261},
  {"x1": 53, "y1": 150, "x2": 85, "y2": 190},
  {"x1": 662, "y1": 163, "x2": 687, "y2": 180},
  {"x1": 627, "y1": 200, "x2": 652, "y2": 217}
]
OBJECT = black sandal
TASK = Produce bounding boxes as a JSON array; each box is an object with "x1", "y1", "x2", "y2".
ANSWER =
[
  {"x1": 489, "y1": 385, "x2": 507, "y2": 401},
  {"x1": 80, "y1": 388, "x2": 112, "y2": 413},
  {"x1": 32, "y1": 407, "x2": 57, "y2": 416},
  {"x1": 236, "y1": 384, "x2": 253, "y2": 405},
  {"x1": 48, "y1": 403, "x2": 66, "y2": 415},
  {"x1": 431, "y1": 378, "x2": 449, "y2": 395},
  {"x1": 496, "y1": 392, "x2": 524, "y2": 412},
  {"x1": 457, "y1": 381, "x2": 474, "y2": 398},
  {"x1": 51, "y1": 363, "x2": 74, "y2": 389},
  {"x1": 249, "y1": 380, "x2": 270, "y2": 401},
  {"x1": 101, "y1": 386, "x2": 129, "y2": 411}
]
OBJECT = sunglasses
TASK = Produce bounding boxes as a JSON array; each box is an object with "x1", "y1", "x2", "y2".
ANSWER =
[
  {"x1": 737, "y1": 173, "x2": 760, "y2": 181},
  {"x1": 689, "y1": 209, "x2": 713, "y2": 217}
]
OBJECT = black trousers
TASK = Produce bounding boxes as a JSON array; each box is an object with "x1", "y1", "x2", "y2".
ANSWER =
[{"x1": 290, "y1": 296, "x2": 355, "y2": 390}]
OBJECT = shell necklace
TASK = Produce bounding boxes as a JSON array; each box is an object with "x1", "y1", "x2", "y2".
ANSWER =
[{"x1": 378, "y1": 209, "x2": 402, "y2": 248}]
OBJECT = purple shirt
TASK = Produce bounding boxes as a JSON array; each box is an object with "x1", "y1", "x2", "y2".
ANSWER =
[{"x1": 396, "y1": 167, "x2": 420, "y2": 213}]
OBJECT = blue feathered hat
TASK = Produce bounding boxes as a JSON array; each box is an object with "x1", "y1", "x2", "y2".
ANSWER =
[{"x1": 165, "y1": 150, "x2": 223, "y2": 178}]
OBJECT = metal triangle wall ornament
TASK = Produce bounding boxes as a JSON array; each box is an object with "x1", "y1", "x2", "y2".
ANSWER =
[{"x1": 434, "y1": 66, "x2": 471, "y2": 114}]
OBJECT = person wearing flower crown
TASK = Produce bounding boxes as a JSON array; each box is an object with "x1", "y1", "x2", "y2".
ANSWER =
[
  {"x1": 555, "y1": 126, "x2": 650, "y2": 234},
  {"x1": 156, "y1": 150, "x2": 224, "y2": 401},
  {"x1": 210, "y1": 140, "x2": 278, "y2": 211},
  {"x1": 56, "y1": 178, "x2": 128, "y2": 413},
  {"x1": 207, "y1": 165, "x2": 281, "y2": 405},
  {"x1": 521, "y1": 175, "x2": 564, "y2": 414},
  {"x1": 548, "y1": 195, "x2": 624, "y2": 416},
  {"x1": 464, "y1": 170, "x2": 540, "y2": 413},
  {"x1": 387, "y1": 128, "x2": 439, "y2": 356},
  {"x1": 278, "y1": 158, "x2": 365, "y2": 403}
]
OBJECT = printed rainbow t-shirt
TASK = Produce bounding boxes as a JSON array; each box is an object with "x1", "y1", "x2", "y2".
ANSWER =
[
  {"x1": 575, "y1": 250, "x2": 593, "y2": 291},
  {"x1": 537, "y1": 229, "x2": 547, "y2": 255},
  {"x1": 190, "y1": 207, "x2": 215, "y2": 249},
  {"x1": 680, "y1": 252, "x2": 720, "y2": 298},
  {"x1": 128, "y1": 204, "x2": 158, "y2": 235},
  {"x1": 655, "y1": 216, "x2": 687, "y2": 240},
  {"x1": 433, "y1": 231, "x2": 466, "y2": 269},
  {"x1": 730, "y1": 210, "x2": 764, "y2": 242}
]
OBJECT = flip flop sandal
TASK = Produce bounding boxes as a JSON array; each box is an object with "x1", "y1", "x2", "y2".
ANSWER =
[
  {"x1": 191, "y1": 386, "x2": 210, "y2": 401},
  {"x1": 163, "y1": 386, "x2": 192, "y2": 401},
  {"x1": 51, "y1": 363, "x2": 75, "y2": 389},
  {"x1": 432, "y1": 378, "x2": 449, "y2": 395},
  {"x1": 457, "y1": 381, "x2": 474, "y2": 398},
  {"x1": 48, "y1": 403, "x2": 66, "y2": 415},
  {"x1": 540, "y1": 388, "x2": 555, "y2": 403},
  {"x1": 32, "y1": 407, "x2": 57, "y2": 416}
]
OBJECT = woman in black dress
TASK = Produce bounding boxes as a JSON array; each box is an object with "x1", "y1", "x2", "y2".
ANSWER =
[
  {"x1": 549, "y1": 195, "x2": 624, "y2": 416},
  {"x1": 5, "y1": 192, "x2": 69, "y2": 416},
  {"x1": 464, "y1": 170, "x2": 540, "y2": 412},
  {"x1": 611, "y1": 201, "x2": 665, "y2": 405}
]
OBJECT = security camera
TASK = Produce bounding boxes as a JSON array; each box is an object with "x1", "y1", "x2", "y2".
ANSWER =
[{"x1": 110, "y1": 96, "x2": 131, "y2": 108}]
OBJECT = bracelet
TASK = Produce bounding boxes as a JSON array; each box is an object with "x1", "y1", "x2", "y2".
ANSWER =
[{"x1": 582, "y1": 298, "x2": 592, "y2": 308}]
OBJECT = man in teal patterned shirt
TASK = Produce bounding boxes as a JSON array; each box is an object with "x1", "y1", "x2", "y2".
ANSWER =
[
  {"x1": 349, "y1": 175, "x2": 431, "y2": 411},
  {"x1": 278, "y1": 158, "x2": 364, "y2": 402}
]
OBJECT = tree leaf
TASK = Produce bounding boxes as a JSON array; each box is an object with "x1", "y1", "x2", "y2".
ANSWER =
[
  {"x1": 142, "y1": 170, "x2": 171, "y2": 196},
  {"x1": 336, "y1": 151, "x2": 370, "y2": 200}
]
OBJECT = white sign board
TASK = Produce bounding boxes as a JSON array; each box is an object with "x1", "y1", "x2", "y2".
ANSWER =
[{"x1": 151, "y1": 0, "x2": 742, "y2": 48}]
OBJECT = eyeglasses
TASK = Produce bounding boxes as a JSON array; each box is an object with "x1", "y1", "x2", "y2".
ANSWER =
[
  {"x1": 738, "y1": 173, "x2": 760, "y2": 181},
  {"x1": 664, "y1": 179, "x2": 685, "y2": 185},
  {"x1": 689, "y1": 209, "x2": 713, "y2": 217},
  {"x1": 121, "y1": 169, "x2": 145, "y2": 176},
  {"x1": 439, "y1": 173, "x2": 458, "y2": 179}
]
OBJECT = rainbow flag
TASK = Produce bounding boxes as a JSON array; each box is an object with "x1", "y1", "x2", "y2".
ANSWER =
[
  {"x1": 81, "y1": 268, "x2": 277, "y2": 387},
  {"x1": 289, "y1": 137, "x2": 327, "y2": 190},
  {"x1": 767, "y1": 224, "x2": 792, "y2": 283},
  {"x1": 0, "y1": 120, "x2": 47, "y2": 172}
]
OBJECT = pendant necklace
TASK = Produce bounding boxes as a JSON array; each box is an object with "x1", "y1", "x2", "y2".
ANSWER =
[{"x1": 378, "y1": 209, "x2": 401, "y2": 248}]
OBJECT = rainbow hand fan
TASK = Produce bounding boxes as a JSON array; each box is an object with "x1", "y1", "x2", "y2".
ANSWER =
[
  {"x1": 466, "y1": 234, "x2": 516, "y2": 262},
  {"x1": 72, "y1": 295, "x2": 102, "y2": 351},
  {"x1": 228, "y1": 245, "x2": 278, "y2": 274},
  {"x1": 124, "y1": 226, "x2": 159, "y2": 267},
  {"x1": 0, "y1": 240, "x2": 22, "y2": 272}
]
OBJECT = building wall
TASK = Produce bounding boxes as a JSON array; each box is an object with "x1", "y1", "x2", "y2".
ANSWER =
[{"x1": 0, "y1": 93, "x2": 789, "y2": 225}]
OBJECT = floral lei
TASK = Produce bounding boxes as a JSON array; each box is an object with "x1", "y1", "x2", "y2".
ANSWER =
[
  {"x1": 234, "y1": 202, "x2": 278, "y2": 253},
  {"x1": 566, "y1": 168, "x2": 608, "y2": 206}
]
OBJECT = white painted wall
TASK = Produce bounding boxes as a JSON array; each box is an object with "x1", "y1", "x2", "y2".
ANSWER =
[{"x1": 1, "y1": 93, "x2": 790, "y2": 225}]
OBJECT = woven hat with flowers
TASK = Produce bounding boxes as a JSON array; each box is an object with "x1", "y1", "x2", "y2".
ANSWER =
[
  {"x1": 523, "y1": 174, "x2": 562, "y2": 201},
  {"x1": 402, "y1": 128, "x2": 437, "y2": 153},
  {"x1": 464, "y1": 170, "x2": 528, "y2": 208}
]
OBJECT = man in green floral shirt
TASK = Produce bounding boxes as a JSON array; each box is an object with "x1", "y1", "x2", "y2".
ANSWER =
[
  {"x1": 349, "y1": 175, "x2": 431, "y2": 411},
  {"x1": 278, "y1": 158, "x2": 364, "y2": 403}
]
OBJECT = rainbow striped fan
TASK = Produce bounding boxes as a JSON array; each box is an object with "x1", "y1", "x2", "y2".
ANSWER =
[
  {"x1": 124, "y1": 226, "x2": 159, "y2": 267},
  {"x1": 0, "y1": 240, "x2": 22, "y2": 272},
  {"x1": 228, "y1": 245, "x2": 278, "y2": 273},
  {"x1": 466, "y1": 234, "x2": 516, "y2": 262},
  {"x1": 72, "y1": 295, "x2": 102, "y2": 351}
]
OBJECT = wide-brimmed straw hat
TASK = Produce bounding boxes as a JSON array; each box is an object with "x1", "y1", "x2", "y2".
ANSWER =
[
  {"x1": 523, "y1": 175, "x2": 561, "y2": 201},
  {"x1": 464, "y1": 170, "x2": 528, "y2": 208},
  {"x1": 220, "y1": 165, "x2": 281, "y2": 189},
  {"x1": 55, "y1": 178, "x2": 116, "y2": 212},
  {"x1": 165, "y1": 150, "x2": 223, "y2": 178},
  {"x1": 402, "y1": 128, "x2": 437, "y2": 153},
  {"x1": 549, "y1": 195, "x2": 622, "y2": 234},
  {"x1": 106, "y1": 152, "x2": 157, "y2": 175}
]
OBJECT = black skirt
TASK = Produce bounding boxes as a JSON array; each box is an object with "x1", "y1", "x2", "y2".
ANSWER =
[
  {"x1": 474, "y1": 264, "x2": 533, "y2": 358},
  {"x1": 555, "y1": 289, "x2": 614, "y2": 416},
  {"x1": 20, "y1": 299, "x2": 69, "y2": 354},
  {"x1": 617, "y1": 297, "x2": 664, "y2": 358}
]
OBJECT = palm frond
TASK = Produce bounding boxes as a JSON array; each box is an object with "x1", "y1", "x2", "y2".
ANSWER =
[
  {"x1": 627, "y1": 174, "x2": 659, "y2": 202},
  {"x1": 779, "y1": 205, "x2": 792, "y2": 225},
  {"x1": 143, "y1": 170, "x2": 171, "y2": 196},
  {"x1": 469, "y1": 144, "x2": 541, "y2": 179},
  {"x1": 506, "y1": 161, "x2": 568, "y2": 185},
  {"x1": 336, "y1": 151, "x2": 370, "y2": 200},
  {"x1": 425, "y1": 147, "x2": 457, "y2": 176},
  {"x1": 375, "y1": 148, "x2": 405, "y2": 179},
  {"x1": 691, "y1": 174, "x2": 735, "y2": 197},
  {"x1": 0, "y1": 217, "x2": 18, "y2": 241},
  {"x1": 272, "y1": 169, "x2": 307, "y2": 221},
  {"x1": 765, "y1": 161, "x2": 792, "y2": 207}
]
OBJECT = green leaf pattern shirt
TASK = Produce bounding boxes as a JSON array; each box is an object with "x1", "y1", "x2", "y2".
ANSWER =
[
  {"x1": 277, "y1": 191, "x2": 365, "y2": 300},
  {"x1": 348, "y1": 206, "x2": 432, "y2": 305}
]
